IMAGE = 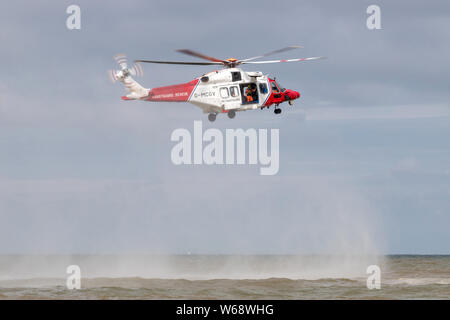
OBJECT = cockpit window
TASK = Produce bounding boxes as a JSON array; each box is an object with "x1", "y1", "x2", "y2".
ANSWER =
[
  {"x1": 275, "y1": 82, "x2": 286, "y2": 92},
  {"x1": 259, "y1": 83, "x2": 268, "y2": 94},
  {"x1": 270, "y1": 82, "x2": 279, "y2": 93}
]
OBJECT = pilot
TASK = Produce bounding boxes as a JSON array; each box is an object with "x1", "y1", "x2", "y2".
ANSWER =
[{"x1": 245, "y1": 83, "x2": 258, "y2": 103}]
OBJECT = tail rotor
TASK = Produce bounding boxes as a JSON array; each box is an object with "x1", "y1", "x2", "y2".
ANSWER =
[
  {"x1": 130, "y1": 61, "x2": 144, "y2": 77},
  {"x1": 114, "y1": 53, "x2": 128, "y2": 69},
  {"x1": 107, "y1": 69, "x2": 119, "y2": 83},
  {"x1": 107, "y1": 53, "x2": 144, "y2": 83}
]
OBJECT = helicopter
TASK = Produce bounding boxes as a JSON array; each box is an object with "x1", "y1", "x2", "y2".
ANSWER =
[{"x1": 108, "y1": 46, "x2": 325, "y2": 122}]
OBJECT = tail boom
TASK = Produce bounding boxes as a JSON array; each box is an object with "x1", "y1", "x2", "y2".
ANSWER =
[{"x1": 145, "y1": 79, "x2": 199, "y2": 102}]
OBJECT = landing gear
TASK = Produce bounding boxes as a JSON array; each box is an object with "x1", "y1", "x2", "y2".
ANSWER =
[
  {"x1": 208, "y1": 113, "x2": 217, "y2": 122},
  {"x1": 289, "y1": 101, "x2": 294, "y2": 106},
  {"x1": 274, "y1": 108, "x2": 282, "y2": 115},
  {"x1": 227, "y1": 110, "x2": 236, "y2": 119}
]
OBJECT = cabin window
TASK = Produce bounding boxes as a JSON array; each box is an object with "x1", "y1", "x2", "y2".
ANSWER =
[
  {"x1": 220, "y1": 87, "x2": 229, "y2": 98},
  {"x1": 239, "y1": 83, "x2": 259, "y2": 104},
  {"x1": 259, "y1": 83, "x2": 268, "y2": 94},
  {"x1": 231, "y1": 71, "x2": 241, "y2": 82},
  {"x1": 230, "y1": 86, "x2": 239, "y2": 97},
  {"x1": 271, "y1": 82, "x2": 280, "y2": 93}
]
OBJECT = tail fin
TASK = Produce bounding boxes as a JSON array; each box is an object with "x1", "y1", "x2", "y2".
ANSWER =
[{"x1": 119, "y1": 74, "x2": 149, "y2": 100}]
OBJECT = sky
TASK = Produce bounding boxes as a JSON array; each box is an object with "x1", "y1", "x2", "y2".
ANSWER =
[{"x1": 0, "y1": 0, "x2": 449, "y2": 254}]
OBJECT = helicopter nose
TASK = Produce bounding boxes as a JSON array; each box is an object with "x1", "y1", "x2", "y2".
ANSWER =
[{"x1": 288, "y1": 90, "x2": 300, "y2": 100}]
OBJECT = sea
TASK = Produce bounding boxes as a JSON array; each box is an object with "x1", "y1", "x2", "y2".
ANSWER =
[{"x1": 0, "y1": 255, "x2": 448, "y2": 299}]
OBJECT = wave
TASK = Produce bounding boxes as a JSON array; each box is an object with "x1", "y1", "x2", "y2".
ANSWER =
[
  {"x1": 385, "y1": 278, "x2": 450, "y2": 286},
  {"x1": 3, "y1": 276, "x2": 449, "y2": 290}
]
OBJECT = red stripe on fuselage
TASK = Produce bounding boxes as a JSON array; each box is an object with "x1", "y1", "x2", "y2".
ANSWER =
[{"x1": 145, "y1": 79, "x2": 199, "y2": 102}]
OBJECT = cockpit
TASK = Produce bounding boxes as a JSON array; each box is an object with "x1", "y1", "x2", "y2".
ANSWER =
[{"x1": 270, "y1": 80, "x2": 285, "y2": 93}]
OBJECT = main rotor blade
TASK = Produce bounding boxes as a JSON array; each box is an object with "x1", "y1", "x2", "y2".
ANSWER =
[
  {"x1": 242, "y1": 56, "x2": 326, "y2": 64},
  {"x1": 176, "y1": 49, "x2": 226, "y2": 63},
  {"x1": 240, "y1": 45, "x2": 304, "y2": 62},
  {"x1": 135, "y1": 59, "x2": 223, "y2": 66}
]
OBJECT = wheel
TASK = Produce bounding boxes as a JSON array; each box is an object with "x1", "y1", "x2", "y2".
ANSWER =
[
  {"x1": 208, "y1": 113, "x2": 216, "y2": 122},
  {"x1": 274, "y1": 108, "x2": 282, "y2": 114},
  {"x1": 289, "y1": 101, "x2": 294, "y2": 106},
  {"x1": 227, "y1": 110, "x2": 236, "y2": 119}
]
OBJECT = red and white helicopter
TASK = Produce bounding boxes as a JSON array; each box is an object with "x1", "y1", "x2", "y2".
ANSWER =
[{"x1": 108, "y1": 46, "x2": 324, "y2": 121}]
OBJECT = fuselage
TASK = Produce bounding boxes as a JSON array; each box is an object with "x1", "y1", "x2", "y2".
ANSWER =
[{"x1": 139, "y1": 68, "x2": 300, "y2": 114}]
